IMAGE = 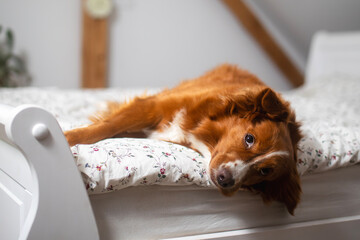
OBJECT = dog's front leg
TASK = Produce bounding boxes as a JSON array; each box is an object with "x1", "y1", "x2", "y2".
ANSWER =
[{"x1": 64, "y1": 98, "x2": 162, "y2": 146}]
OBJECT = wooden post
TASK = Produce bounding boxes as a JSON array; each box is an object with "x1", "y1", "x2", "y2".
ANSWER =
[
  {"x1": 81, "y1": 1, "x2": 108, "y2": 88},
  {"x1": 222, "y1": 0, "x2": 304, "y2": 87}
]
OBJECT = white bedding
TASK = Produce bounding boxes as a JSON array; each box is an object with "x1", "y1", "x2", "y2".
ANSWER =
[
  {"x1": 283, "y1": 74, "x2": 360, "y2": 175},
  {"x1": 0, "y1": 74, "x2": 359, "y2": 194}
]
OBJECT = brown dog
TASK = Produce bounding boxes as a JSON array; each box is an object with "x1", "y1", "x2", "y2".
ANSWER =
[{"x1": 65, "y1": 64, "x2": 302, "y2": 215}]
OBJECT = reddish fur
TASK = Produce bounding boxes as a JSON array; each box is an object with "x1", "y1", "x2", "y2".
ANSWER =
[{"x1": 65, "y1": 64, "x2": 302, "y2": 215}]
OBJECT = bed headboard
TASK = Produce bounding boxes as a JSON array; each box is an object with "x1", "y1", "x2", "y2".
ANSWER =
[{"x1": 81, "y1": 0, "x2": 304, "y2": 88}]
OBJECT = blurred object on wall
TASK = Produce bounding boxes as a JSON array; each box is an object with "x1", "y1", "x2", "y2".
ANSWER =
[{"x1": 0, "y1": 25, "x2": 30, "y2": 87}]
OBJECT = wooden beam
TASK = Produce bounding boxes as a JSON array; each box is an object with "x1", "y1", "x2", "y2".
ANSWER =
[
  {"x1": 81, "y1": 2, "x2": 108, "y2": 88},
  {"x1": 222, "y1": 0, "x2": 304, "y2": 87}
]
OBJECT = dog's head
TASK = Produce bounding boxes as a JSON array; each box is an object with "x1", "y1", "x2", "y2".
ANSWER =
[{"x1": 196, "y1": 87, "x2": 302, "y2": 215}]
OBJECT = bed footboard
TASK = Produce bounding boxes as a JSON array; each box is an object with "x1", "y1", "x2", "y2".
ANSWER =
[{"x1": 0, "y1": 104, "x2": 99, "y2": 240}]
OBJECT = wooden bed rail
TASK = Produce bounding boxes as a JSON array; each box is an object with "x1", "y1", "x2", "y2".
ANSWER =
[{"x1": 0, "y1": 104, "x2": 99, "y2": 240}]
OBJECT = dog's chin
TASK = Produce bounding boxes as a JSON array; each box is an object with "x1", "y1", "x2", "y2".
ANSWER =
[
  {"x1": 218, "y1": 186, "x2": 240, "y2": 197},
  {"x1": 210, "y1": 173, "x2": 241, "y2": 196},
  {"x1": 210, "y1": 176, "x2": 240, "y2": 196}
]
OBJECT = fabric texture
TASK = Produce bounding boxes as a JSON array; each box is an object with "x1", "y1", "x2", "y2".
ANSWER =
[
  {"x1": 72, "y1": 138, "x2": 211, "y2": 194},
  {"x1": 283, "y1": 74, "x2": 360, "y2": 175}
]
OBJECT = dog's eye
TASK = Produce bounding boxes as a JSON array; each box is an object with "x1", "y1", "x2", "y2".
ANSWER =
[
  {"x1": 244, "y1": 134, "x2": 255, "y2": 148},
  {"x1": 259, "y1": 167, "x2": 272, "y2": 176}
]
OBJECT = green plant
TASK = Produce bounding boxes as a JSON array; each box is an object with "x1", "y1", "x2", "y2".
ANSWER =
[{"x1": 0, "y1": 25, "x2": 30, "y2": 87}]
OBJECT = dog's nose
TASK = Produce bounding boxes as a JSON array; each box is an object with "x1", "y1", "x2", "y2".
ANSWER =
[{"x1": 216, "y1": 168, "x2": 235, "y2": 188}]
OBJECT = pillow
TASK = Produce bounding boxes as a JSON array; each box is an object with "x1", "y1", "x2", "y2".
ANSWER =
[
  {"x1": 296, "y1": 123, "x2": 359, "y2": 175},
  {"x1": 72, "y1": 128, "x2": 360, "y2": 194},
  {"x1": 72, "y1": 138, "x2": 213, "y2": 194},
  {"x1": 283, "y1": 74, "x2": 360, "y2": 175}
]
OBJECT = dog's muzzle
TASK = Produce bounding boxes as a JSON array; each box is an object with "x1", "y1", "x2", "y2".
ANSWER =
[{"x1": 216, "y1": 168, "x2": 235, "y2": 188}]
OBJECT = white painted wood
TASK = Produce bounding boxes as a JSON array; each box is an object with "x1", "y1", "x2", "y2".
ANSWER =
[
  {"x1": 0, "y1": 169, "x2": 32, "y2": 230},
  {"x1": 31, "y1": 123, "x2": 50, "y2": 141},
  {"x1": 163, "y1": 215, "x2": 360, "y2": 240},
  {"x1": 0, "y1": 173, "x2": 22, "y2": 240},
  {"x1": 89, "y1": 163, "x2": 360, "y2": 239},
  {"x1": 0, "y1": 104, "x2": 99, "y2": 240},
  {"x1": 0, "y1": 124, "x2": 33, "y2": 192}
]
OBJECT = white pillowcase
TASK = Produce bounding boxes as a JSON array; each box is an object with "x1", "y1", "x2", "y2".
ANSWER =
[
  {"x1": 72, "y1": 138, "x2": 213, "y2": 194},
  {"x1": 72, "y1": 124, "x2": 360, "y2": 194}
]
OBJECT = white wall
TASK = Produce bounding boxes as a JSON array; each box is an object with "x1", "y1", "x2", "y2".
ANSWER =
[
  {"x1": 249, "y1": 0, "x2": 360, "y2": 72},
  {"x1": 1, "y1": 0, "x2": 359, "y2": 90},
  {"x1": 0, "y1": 0, "x2": 82, "y2": 88},
  {"x1": 108, "y1": 0, "x2": 291, "y2": 90}
]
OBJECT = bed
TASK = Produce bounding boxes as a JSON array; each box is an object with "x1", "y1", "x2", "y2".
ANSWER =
[{"x1": 1, "y1": 32, "x2": 360, "y2": 240}]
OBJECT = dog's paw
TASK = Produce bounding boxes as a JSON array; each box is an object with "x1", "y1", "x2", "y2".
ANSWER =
[{"x1": 64, "y1": 130, "x2": 80, "y2": 147}]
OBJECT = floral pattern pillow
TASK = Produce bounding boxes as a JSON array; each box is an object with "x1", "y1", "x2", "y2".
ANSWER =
[
  {"x1": 296, "y1": 123, "x2": 359, "y2": 175},
  {"x1": 72, "y1": 138, "x2": 213, "y2": 194},
  {"x1": 72, "y1": 128, "x2": 360, "y2": 194}
]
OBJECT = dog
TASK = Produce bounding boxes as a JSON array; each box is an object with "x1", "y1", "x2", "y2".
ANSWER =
[{"x1": 65, "y1": 64, "x2": 302, "y2": 215}]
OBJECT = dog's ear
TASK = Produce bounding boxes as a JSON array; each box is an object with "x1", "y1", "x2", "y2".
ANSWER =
[
  {"x1": 252, "y1": 88, "x2": 290, "y2": 122},
  {"x1": 208, "y1": 88, "x2": 290, "y2": 121},
  {"x1": 287, "y1": 111, "x2": 303, "y2": 163},
  {"x1": 208, "y1": 94, "x2": 254, "y2": 119},
  {"x1": 253, "y1": 169, "x2": 301, "y2": 215},
  {"x1": 252, "y1": 168, "x2": 301, "y2": 215}
]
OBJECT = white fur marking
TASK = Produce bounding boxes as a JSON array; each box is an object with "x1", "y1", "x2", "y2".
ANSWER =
[
  {"x1": 148, "y1": 109, "x2": 211, "y2": 163},
  {"x1": 188, "y1": 134, "x2": 211, "y2": 161},
  {"x1": 220, "y1": 150, "x2": 290, "y2": 184},
  {"x1": 148, "y1": 109, "x2": 187, "y2": 143},
  {"x1": 222, "y1": 160, "x2": 250, "y2": 184},
  {"x1": 253, "y1": 150, "x2": 290, "y2": 163}
]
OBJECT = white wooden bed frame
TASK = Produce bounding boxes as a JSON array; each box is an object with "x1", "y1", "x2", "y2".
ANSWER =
[
  {"x1": 1, "y1": 104, "x2": 360, "y2": 240},
  {"x1": 0, "y1": 104, "x2": 98, "y2": 240}
]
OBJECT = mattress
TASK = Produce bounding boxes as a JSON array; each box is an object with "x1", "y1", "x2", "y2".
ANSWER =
[{"x1": 89, "y1": 164, "x2": 360, "y2": 239}]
